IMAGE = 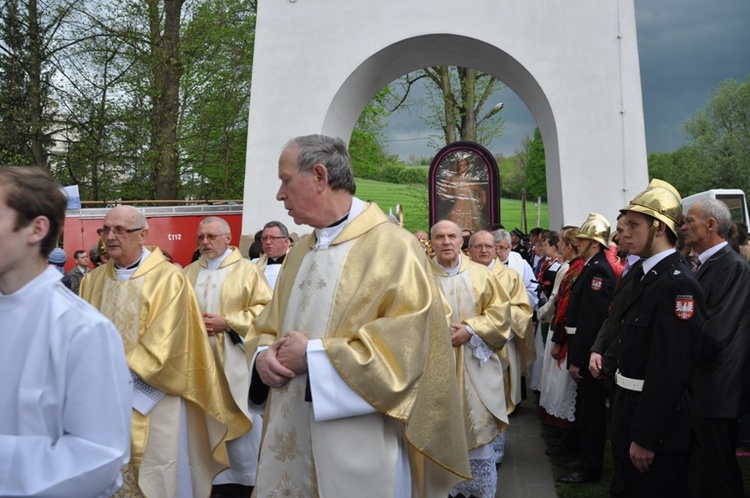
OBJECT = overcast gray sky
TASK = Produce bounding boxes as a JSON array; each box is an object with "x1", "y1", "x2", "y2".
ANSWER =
[{"x1": 381, "y1": 0, "x2": 750, "y2": 160}]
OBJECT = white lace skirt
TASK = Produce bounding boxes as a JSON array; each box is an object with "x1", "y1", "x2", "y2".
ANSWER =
[
  {"x1": 527, "y1": 322, "x2": 546, "y2": 392},
  {"x1": 539, "y1": 330, "x2": 577, "y2": 421}
]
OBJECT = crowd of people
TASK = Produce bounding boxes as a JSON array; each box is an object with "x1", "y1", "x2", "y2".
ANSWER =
[{"x1": 2, "y1": 134, "x2": 750, "y2": 498}]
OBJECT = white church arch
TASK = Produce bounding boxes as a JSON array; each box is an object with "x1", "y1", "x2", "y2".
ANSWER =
[{"x1": 243, "y1": 0, "x2": 649, "y2": 234}]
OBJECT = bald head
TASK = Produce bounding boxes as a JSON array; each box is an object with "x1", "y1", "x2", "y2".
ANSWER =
[{"x1": 102, "y1": 205, "x2": 149, "y2": 267}]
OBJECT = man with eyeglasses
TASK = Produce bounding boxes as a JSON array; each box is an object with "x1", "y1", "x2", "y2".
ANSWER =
[
  {"x1": 184, "y1": 216, "x2": 272, "y2": 498},
  {"x1": 469, "y1": 230, "x2": 534, "y2": 412},
  {"x1": 467, "y1": 230, "x2": 534, "y2": 469},
  {"x1": 253, "y1": 220, "x2": 291, "y2": 289},
  {"x1": 80, "y1": 205, "x2": 249, "y2": 498}
]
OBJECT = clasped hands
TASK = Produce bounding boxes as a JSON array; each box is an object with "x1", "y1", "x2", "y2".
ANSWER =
[{"x1": 256, "y1": 331, "x2": 309, "y2": 388}]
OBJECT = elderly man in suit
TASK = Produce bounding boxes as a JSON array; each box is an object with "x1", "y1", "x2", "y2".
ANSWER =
[{"x1": 683, "y1": 199, "x2": 750, "y2": 498}]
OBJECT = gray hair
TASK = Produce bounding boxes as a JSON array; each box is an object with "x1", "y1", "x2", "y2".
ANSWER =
[
  {"x1": 285, "y1": 135, "x2": 356, "y2": 194},
  {"x1": 695, "y1": 199, "x2": 732, "y2": 239},
  {"x1": 200, "y1": 216, "x2": 230, "y2": 234},
  {"x1": 493, "y1": 229, "x2": 511, "y2": 245},
  {"x1": 263, "y1": 220, "x2": 289, "y2": 237}
]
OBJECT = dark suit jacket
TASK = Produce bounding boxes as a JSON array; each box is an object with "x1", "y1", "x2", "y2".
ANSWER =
[
  {"x1": 613, "y1": 252, "x2": 705, "y2": 453},
  {"x1": 692, "y1": 244, "x2": 750, "y2": 418},
  {"x1": 566, "y1": 250, "x2": 616, "y2": 369},
  {"x1": 591, "y1": 259, "x2": 642, "y2": 380}
]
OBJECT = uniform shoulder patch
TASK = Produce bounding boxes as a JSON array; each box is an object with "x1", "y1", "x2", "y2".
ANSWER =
[
  {"x1": 675, "y1": 295, "x2": 695, "y2": 320},
  {"x1": 591, "y1": 276, "x2": 603, "y2": 291}
]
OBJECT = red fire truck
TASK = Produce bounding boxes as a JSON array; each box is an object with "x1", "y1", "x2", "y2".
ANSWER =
[{"x1": 63, "y1": 203, "x2": 244, "y2": 271}]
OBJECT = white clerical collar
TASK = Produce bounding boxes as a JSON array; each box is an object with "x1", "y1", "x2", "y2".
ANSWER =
[
  {"x1": 642, "y1": 248, "x2": 676, "y2": 276},
  {"x1": 697, "y1": 241, "x2": 728, "y2": 264},
  {"x1": 314, "y1": 197, "x2": 365, "y2": 249},
  {"x1": 206, "y1": 247, "x2": 232, "y2": 270},
  {"x1": 435, "y1": 253, "x2": 462, "y2": 276},
  {"x1": 115, "y1": 247, "x2": 151, "y2": 280},
  {"x1": 488, "y1": 258, "x2": 496, "y2": 270}
]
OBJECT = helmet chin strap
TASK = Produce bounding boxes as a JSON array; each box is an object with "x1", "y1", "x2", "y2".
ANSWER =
[{"x1": 641, "y1": 219, "x2": 660, "y2": 259}]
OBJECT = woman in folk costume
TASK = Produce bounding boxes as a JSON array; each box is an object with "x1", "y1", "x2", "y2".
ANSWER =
[
  {"x1": 527, "y1": 231, "x2": 563, "y2": 391},
  {"x1": 539, "y1": 227, "x2": 585, "y2": 431}
]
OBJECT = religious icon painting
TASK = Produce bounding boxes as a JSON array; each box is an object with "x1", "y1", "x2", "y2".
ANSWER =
[{"x1": 429, "y1": 141, "x2": 500, "y2": 233}]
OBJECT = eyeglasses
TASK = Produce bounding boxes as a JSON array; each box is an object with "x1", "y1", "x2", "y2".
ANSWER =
[
  {"x1": 261, "y1": 235, "x2": 287, "y2": 242},
  {"x1": 495, "y1": 245, "x2": 511, "y2": 251},
  {"x1": 101, "y1": 226, "x2": 145, "y2": 236},
  {"x1": 471, "y1": 244, "x2": 494, "y2": 251},
  {"x1": 196, "y1": 233, "x2": 228, "y2": 241}
]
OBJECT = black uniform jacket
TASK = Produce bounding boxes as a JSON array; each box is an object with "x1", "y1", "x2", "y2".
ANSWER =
[
  {"x1": 692, "y1": 244, "x2": 750, "y2": 418},
  {"x1": 591, "y1": 259, "x2": 643, "y2": 380},
  {"x1": 565, "y1": 250, "x2": 616, "y2": 369},
  {"x1": 612, "y1": 252, "x2": 705, "y2": 453}
]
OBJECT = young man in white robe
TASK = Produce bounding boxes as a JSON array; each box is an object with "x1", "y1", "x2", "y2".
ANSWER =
[
  {"x1": 430, "y1": 220, "x2": 513, "y2": 498},
  {"x1": 183, "y1": 216, "x2": 272, "y2": 497},
  {"x1": 0, "y1": 166, "x2": 131, "y2": 497},
  {"x1": 247, "y1": 134, "x2": 471, "y2": 497}
]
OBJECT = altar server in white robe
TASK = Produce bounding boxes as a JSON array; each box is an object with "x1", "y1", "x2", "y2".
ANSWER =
[
  {"x1": 430, "y1": 220, "x2": 513, "y2": 498},
  {"x1": 0, "y1": 166, "x2": 131, "y2": 497}
]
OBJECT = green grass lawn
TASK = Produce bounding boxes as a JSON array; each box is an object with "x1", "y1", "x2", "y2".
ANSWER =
[{"x1": 355, "y1": 178, "x2": 549, "y2": 234}]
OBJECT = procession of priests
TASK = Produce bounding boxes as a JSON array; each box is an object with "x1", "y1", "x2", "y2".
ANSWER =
[{"x1": 4, "y1": 132, "x2": 749, "y2": 498}]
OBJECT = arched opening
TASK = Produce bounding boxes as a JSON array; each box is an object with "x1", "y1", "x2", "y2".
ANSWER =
[{"x1": 321, "y1": 34, "x2": 561, "y2": 227}]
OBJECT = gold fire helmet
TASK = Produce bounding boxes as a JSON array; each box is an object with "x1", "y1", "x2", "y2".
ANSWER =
[
  {"x1": 575, "y1": 212, "x2": 611, "y2": 247},
  {"x1": 620, "y1": 179, "x2": 682, "y2": 236}
]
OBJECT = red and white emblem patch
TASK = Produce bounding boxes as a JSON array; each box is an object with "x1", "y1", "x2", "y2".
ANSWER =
[
  {"x1": 675, "y1": 295, "x2": 695, "y2": 320},
  {"x1": 591, "y1": 277, "x2": 603, "y2": 291}
]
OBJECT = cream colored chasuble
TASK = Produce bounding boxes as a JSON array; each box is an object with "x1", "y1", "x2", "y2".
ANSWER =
[
  {"x1": 435, "y1": 265, "x2": 508, "y2": 451},
  {"x1": 193, "y1": 254, "x2": 259, "y2": 486},
  {"x1": 256, "y1": 239, "x2": 405, "y2": 498}
]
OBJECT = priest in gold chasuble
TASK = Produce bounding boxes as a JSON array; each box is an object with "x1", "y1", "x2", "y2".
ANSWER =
[
  {"x1": 430, "y1": 221, "x2": 513, "y2": 498},
  {"x1": 79, "y1": 206, "x2": 248, "y2": 498},
  {"x1": 246, "y1": 135, "x2": 470, "y2": 498},
  {"x1": 184, "y1": 216, "x2": 272, "y2": 495}
]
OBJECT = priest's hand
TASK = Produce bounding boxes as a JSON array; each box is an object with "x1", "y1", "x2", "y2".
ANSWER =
[
  {"x1": 450, "y1": 323, "x2": 472, "y2": 347},
  {"x1": 256, "y1": 339, "x2": 296, "y2": 388},
  {"x1": 589, "y1": 352, "x2": 603, "y2": 378},
  {"x1": 203, "y1": 313, "x2": 227, "y2": 336},
  {"x1": 277, "y1": 330, "x2": 309, "y2": 374}
]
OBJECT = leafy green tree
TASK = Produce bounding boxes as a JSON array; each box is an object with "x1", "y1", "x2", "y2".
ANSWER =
[
  {"x1": 524, "y1": 127, "x2": 546, "y2": 200},
  {"x1": 349, "y1": 88, "x2": 393, "y2": 179},
  {"x1": 179, "y1": 0, "x2": 255, "y2": 199},
  {"x1": 417, "y1": 66, "x2": 505, "y2": 148},
  {"x1": 647, "y1": 76, "x2": 750, "y2": 197},
  {"x1": 683, "y1": 76, "x2": 750, "y2": 194}
]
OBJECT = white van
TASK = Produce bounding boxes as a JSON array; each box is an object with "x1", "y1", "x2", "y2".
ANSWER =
[{"x1": 682, "y1": 189, "x2": 749, "y2": 226}]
